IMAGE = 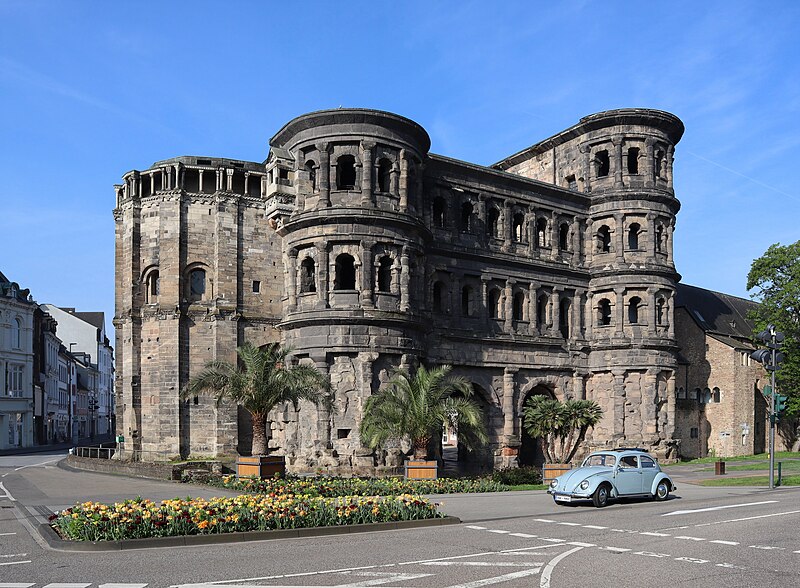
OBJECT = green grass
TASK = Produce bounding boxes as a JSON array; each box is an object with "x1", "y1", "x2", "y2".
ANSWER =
[
  {"x1": 506, "y1": 484, "x2": 548, "y2": 491},
  {"x1": 700, "y1": 460, "x2": 800, "y2": 473},
  {"x1": 699, "y1": 475, "x2": 800, "y2": 487},
  {"x1": 664, "y1": 451, "x2": 799, "y2": 466}
]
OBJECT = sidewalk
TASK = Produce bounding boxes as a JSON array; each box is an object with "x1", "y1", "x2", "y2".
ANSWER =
[
  {"x1": 0, "y1": 434, "x2": 114, "y2": 457},
  {"x1": 664, "y1": 458, "x2": 800, "y2": 484}
]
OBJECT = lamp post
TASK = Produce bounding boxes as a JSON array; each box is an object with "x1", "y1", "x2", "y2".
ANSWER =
[{"x1": 751, "y1": 325, "x2": 785, "y2": 490}]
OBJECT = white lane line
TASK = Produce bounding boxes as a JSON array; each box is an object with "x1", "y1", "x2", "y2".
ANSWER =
[
  {"x1": 675, "y1": 536, "x2": 706, "y2": 541},
  {"x1": 502, "y1": 544, "x2": 579, "y2": 553},
  {"x1": 534, "y1": 518, "x2": 555, "y2": 523},
  {"x1": 0, "y1": 584, "x2": 36, "y2": 587},
  {"x1": 0, "y1": 533, "x2": 17, "y2": 536},
  {"x1": 661, "y1": 500, "x2": 779, "y2": 517},
  {"x1": 422, "y1": 562, "x2": 543, "y2": 567},
  {"x1": 611, "y1": 529, "x2": 638, "y2": 533},
  {"x1": 99, "y1": 585, "x2": 149, "y2": 588},
  {"x1": 795, "y1": 550, "x2": 800, "y2": 554},
  {"x1": 0, "y1": 482, "x2": 16, "y2": 502},
  {"x1": 0, "y1": 554, "x2": 27, "y2": 559},
  {"x1": 556, "y1": 522, "x2": 581, "y2": 526},
  {"x1": 13, "y1": 458, "x2": 61, "y2": 472},
  {"x1": 42, "y1": 585, "x2": 92, "y2": 588},
  {"x1": 465, "y1": 525, "x2": 486, "y2": 530},
  {"x1": 582, "y1": 525, "x2": 607, "y2": 529},
  {"x1": 0, "y1": 561, "x2": 32, "y2": 567},
  {"x1": 539, "y1": 538, "x2": 567, "y2": 543},
  {"x1": 443, "y1": 567, "x2": 543, "y2": 588},
  {"x1": 567, "y1": 542, "x2": 596, "y2": 547},
  {"x1": 640, "y1": 532, "x2": 670, "y2": 537},
  {"x1": 674, "y1": 557, "x2": 709, "y2": 564},
  {"x1": 633, "y1": 551, "x2": 671, "y2": 558},
  {"x1": 602, "y1": 547, "x2": 632, "y2": 552},
  {"x1": 694, "y1": 509, "x2": 800, "y2": 527},
  {"x1": 540, "y1": 546, "x2": 584, "y2": 588},
  {"x1": 509, "y1": 533, "x2": 537, "y2": 538},
  {"x1": 487, "y1": 529, "x2": 511, "y2": 534},
  {"x1": 710, "y1": 540, "x2": 740, "y2": 545},
  {"x1": 750, "y1": 545, "x2": 785, "y2": 551}
]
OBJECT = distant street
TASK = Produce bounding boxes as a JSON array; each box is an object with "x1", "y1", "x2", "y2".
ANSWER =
[{"x1": 1, "y1": 453, "x2": 800, "y2": 587}]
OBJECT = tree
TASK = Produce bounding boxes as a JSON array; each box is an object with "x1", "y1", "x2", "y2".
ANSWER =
[
  {"x1": 747, "y1": 240, "x2": 800, "y2": 448},
  {"x1": 184, "y1": 342, "x2": 330, "y2": 456},
  {"x1": 522, "y1": 395, "x2": 602, "y2": 464},
  {"x1": 359, "y1": 364, "x2": 488, "y2": 460}
]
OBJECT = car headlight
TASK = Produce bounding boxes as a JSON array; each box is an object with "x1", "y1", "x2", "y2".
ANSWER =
[
  {"x1": 550, "y1": 479, "x2": 558, "y2": 488},
  {"x1": 580, "y1": 480, "x2": 590, "y2": 490}
]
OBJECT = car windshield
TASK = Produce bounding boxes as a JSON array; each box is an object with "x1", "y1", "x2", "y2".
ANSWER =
[{"x1": 582, "y1": 454, "x2": 616, "y2": 467}]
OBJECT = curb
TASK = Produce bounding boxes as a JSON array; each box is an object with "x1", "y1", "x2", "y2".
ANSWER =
[{"x1": 37, "y1": 516, "x2": 461, "y2": 551}]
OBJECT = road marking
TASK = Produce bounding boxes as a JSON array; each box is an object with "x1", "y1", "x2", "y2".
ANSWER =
[
  {"x1": 0, "y1": 554, "x2": 27, "y2": 560},
  {"x1": 42, "y1": 585, "x2": 91, "y2": 588},
  {"x1": 422, "y1": 561, "x2": 543, "y2": 567},
  {"x1": 534, "y1": 518, "x2": 555, "y2": 523},
  {"x1": 582, "y1": 525, "x2": 607, "y2": 529},
  {"x1": 750, "y1": 545, "x2": 785, "y2": 550},
  {"x1": 640, "y1": 532, "x2": 670, "y2": 537},
  {"x1": 694, "y1": 509, "x2": 800, "y2": 527},
  {"x1": 99, "y1": 585, "x2": 149, "y2": 588},
  {"x1": 675, "y1": 536, "x2": 706, "y2": 541},
  {"x1": 0, "y1": 482, "x2": 16, "y2": 502},
  {"x1": 0, "y1": 584, "x2": 36, "y2": 587},
  {"x1": 567, "y1": 542, "x2": 596, "y2": 547},
  {"x1": 602, "y1": 547, "x2": 632, "y2": 552},
  {"x1": 710, "y1": 540, "x2": 739, "y2": 545},
  {"x1": 556, "y1": 522, "x2": 581, "y2": 526},
  {"x1": 0, "y1": 561, "x2": 31, "y2": 567},
  {"x1": 487, "y1": 529, "x2": 510, "y2": 534},
  {"x1": 0, "y1": 533, "x2": 17, "y2": 536},
  {"x1": 509, "y1": 533, "x2": 537, "y2": 538},
  {"x1": 716, "y1": 563, "x2": 745, "y2": 569},
  {"x1": 539, "y1": 538, "x2": 566, "y2": 543},
  {"x1": 444, "y1": 567, "x2": 543, "y2": 588},
  {"x1": 465, "y1": 525, "x2": 486, "y2": 530},
  {"x1": 633, "y1": 551, "x2": 671, "y2": 558},
  {"x1": 13, "y1": 457, "x2": 61, "y2": 472},
  {"x1": 610, "y1": 529, "x2": 638, "y2": 533},
  {"x1": 674, "y1": 557, "x2": 709, "y2": 564},
  {"x1": 540, "y1": 546, "x2": 584, "y2": 588},
  {"x1": 661, "y1": 500, "x2": 778, "y2": 516}
]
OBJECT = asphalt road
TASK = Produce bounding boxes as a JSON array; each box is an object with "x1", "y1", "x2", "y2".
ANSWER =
[{"x1": 1, "y1": 452, "x2": 799, "y2": 588}]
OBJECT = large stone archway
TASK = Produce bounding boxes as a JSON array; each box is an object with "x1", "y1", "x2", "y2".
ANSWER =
[
  {"x1": 439, "y1": 382, "x2": 497, "y2": 476},
  {"x1": 518, "y1": 384, "x2": 555, "y2": 468}
]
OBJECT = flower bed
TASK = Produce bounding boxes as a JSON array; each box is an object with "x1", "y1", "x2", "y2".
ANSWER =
[
  {"x1": 202, "y1": 474, "x2": 504, "y2": 496},
  {"x1": 51, "y1": 494, "x2": 442, "y2": 542}
]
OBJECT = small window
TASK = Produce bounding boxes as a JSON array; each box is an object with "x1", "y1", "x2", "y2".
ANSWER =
[
  {"x1": 305, "y1": 161, "x2": 317, "y2": 192},
  {"x1": 655, "y1": 225, "x2": 665, "y2": 253},
  {"x1": 336, "y1": 155, "x2": 356, "y2": 190},
  {"x1": 334, "y1": 254, "x2": 356, "y2": 290},
  {"x1": 596, "y1": 150, "x2": 610, "y2": 177},
  {"x1": 627, "y1": 147, "x2": 640, "y2": 174},
  {"x1": 559, "y1": 298, "x2": 570, "y2": 339},
  {"x1": 655, "y1": 150, "x2": 665, "y2": 179},
  {"x1": 536, "y1": 218, "x2": 548, "y2": 247},
  {"x1": 597, "y1": 225, "x2": 611, "y2": 253},
  {"x1": 536, "y1": 294, "x2": 548, "y2": 328},
  {"x1": 690, "y1": 427, "x2": 699, "y2": 439},
  {"x1": 252, "y1": 280, "x2": 261, "y2": 294},
  {"x1": 655, "y1": 297, "x2": 665, "y2": 325},
  {"x1": 279, "y1": 168, "x2": 289, "y2": 181},
  {"x1": 377, "y1": 256, "x2": 392, "y2": 293},
  {"x1": 487, "y1": 208, "x2": 500, "y2": 238},
  {"x1": 677, "y1": 386, "x2": 686, "y2": 399},
  {"x1": 377, "y1": 159, "x2": 392, "y2": 192},
  {"x1": 598, "y1": 298, "x2": 612, "y2": 326},
  {"x1": 460, "y1": 201, "x2": 474, "y2": 233},
  {"x1": 619, "y1": 456, "x2": 638, "y2": 469},
  {"x1": 512, "y1": 213, "x2": 525, "y2": 242},
  {"x1": 694, "y1": 388, "x2": 702, "y2": 402},
  {"x1": 432, "y1": 281, "x2": 446, "y2": 313},
  {"x1": 300, "y1": 258, "x2": 316, "y2": 293},
  {"x1": 189, "y1": 268, "x2": 206, "y2": 300},
  {"x1": 628, "y1": 296, "x2": 641, "y2": 324},
  {"x1": 337, "y1": 428, "x2": 351, "y2": 439},
  {"x1": 558, "y1": 223, "x2": 570, "y2": 251},
  {"x1": 488, "y1": 289, "x2": 502, "y2": 319},
  {"x1": 513, "y1": 292, "x2": 525, "y2": 321},
  {"x1": 461, "y1": 286, "x2": 475, "y2": 317},
  {"x1": 565, "y1": 174, "x2": 577, "y2": 190},
  {"x1": 640, "y1": 456, "x2": 656, "y2": 468},
  {"x1": 628, "y1": 223, "x2": 640, "y2": 250},
  {"x1": 433, "y1": 197, "x2": 446, "y2": 228},
  {"x1": 712, "y1": 387, "x2": 721, "y2": 403}
]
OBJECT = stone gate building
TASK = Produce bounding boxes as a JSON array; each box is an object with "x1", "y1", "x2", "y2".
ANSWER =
[{"x1": 114, "y1": 107, "x2": 689, "y2": 472}]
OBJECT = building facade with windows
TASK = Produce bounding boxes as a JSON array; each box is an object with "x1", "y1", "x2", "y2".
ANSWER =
[
  {"x1": 0, "y1": 271, "x2": 35, "y2": 449},
  {"x1": 114, "y1": 108, "x2": 707, "y2": 471}
]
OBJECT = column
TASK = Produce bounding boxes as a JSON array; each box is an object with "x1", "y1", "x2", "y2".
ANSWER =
[
  {"x1": 611, "y1": 369, "x2": 626, "y2": 439},
  {"x1": 647, "y1": 287, "x2": 657, "y2": 331},
  {"x1": 317, "y1": 143, "x2": 331, "y2": 207},
  {"x1": 584, "y1": 219, "x2": 594, "y2": 265},
  {"x1": 286, "y1": 248, "x2": 298, "y2": 311},
  {"x1": 528, "y1": 206, "x2": 537, "y2": 256},
  {"x1": 315, "y1": 242, "x2": 329, "y2": 308},
  {"x1": 150, "y1": 172, "x2": 155, "y2": 194},
  {"x1": 666, "y1": 221, "x2": 675, "y2": 265},
  {"x1": 355, "y1": 352, "x2": 379, "y2": 458},
  {"x1": 244, "y1": 172, "x2": 250, "y2": 197},
  {"x1": 613, "y1": 136, "x2": 624, "y2": 188},
  {"x1": 645, "y1": 138, "x2": 655, "y2": 188},
  {"x1": 216, "y1": 169, "x2": 223, "y2": 191},
  {"x1": 398, "y1": 150, "x2": 409, "y2": 212},
  {"x1": 361, "y1": 241, "x2": 374, "y2": 308},
  {"x1": 667, "y1": 293, "x2": 675, "y2": 339},
  {"x1": 665, "y1": 371, "x2": 676, "y2": 439},
  {"x1": 666, "y1": 145, "x2": 675, "y2": 188},
  {"x1": 585, "y1": 292, "x2": 594, "y2": 339},
  {"x1": 175, "y1": 164, "x2": 182, "y2": 190},
  {"x1": 571, "y1": 219, "x2": 581, "y2": 266},
  {"x1": 360, "y1": 141, "x2": 374, "y2": 207},
  {"x1": 481, "y1": 277, "x2": 491, "y2": 329},
  {"x1": 580, "y1": 145, "x2": 592, "y2": 193},
  {"x1": 502, "y1": 367, "x2": 518, "y2": 438},
  {"x1": 503, "y1": 279, "x2": 514, "y2": 332},
  {"x1": 552, "y1": 289, "x2": 561, "y2": 336},
  {"x1": 225, "y1": 168, "x2": 233, "y2": 192},
  {"x1": 646, "y1": 213, "x2": 657, "y2": 262},
  {"x1": 572, "y1": 371, "x2": 586, "y2": 401},
  {"x1": 313, "y1": 355, "x2": 332, "y2": 451},
  {"x1": 400, "y1": 248, "x2": 411, "y2": 313},
  {"x1": 642, "y1": 368, "x2": 659, "y2": 436},
  {"x1": 528, "y1": 282, "x2": 539, "y2": 336},
  {"x1": 614, "y1": 213, "x2": 625, "y2": 262},
  {"x1": 502, "y1": 200, "x2": 511, "y2": 252},
  {"x1": 614, "y1": 287, "x2": 625, "y2": 337},
  {"x1": 550, "y1": 211, "x2": 559, "y2": 260}
]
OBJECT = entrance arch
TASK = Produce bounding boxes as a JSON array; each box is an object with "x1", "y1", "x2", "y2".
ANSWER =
[
  {"x1": 440, "y1": 383, "x2": 495, "y2": 476},
  {"x1": 518, "y1": 384, "x2": 555, "y2": 468}
]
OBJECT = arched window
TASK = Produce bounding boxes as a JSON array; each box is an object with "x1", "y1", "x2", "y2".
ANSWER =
[
  {"x1": 461, "y1": 286, "x2": 475, "y2": 317},
  {"x1": 377, "y1": 159, "x2": 392, "y2": 192},
  {"x1": 300, "y1": 258, "x2": 316, "y2": 293},
  {"x1": 334, "y1": 253, "x2": 356, "y2": 290},
  {"x1": 712, "y1": 387, "x2": 721, "y2": 403},
  {"x1": 460, "y1": 201, "x2": 474, "y2": 233},
  {"x1": 536, "y1": 218, "x2": 548, "y2": 247},
  {"x1": 628, "y1": 223, "x2": 640, "y2": 250},
  {"x1": 377, "y1": 256, "x2": 392, "y2": 293},
  {"x1": 487, "y1": 207, "x2": 500, "y2": 238},
  {"x1": 694, "y1": 388, "x2": 702, "y2": 402},
  {"x1": 628, "y1": 296, "x2": 641, "y2": 324},
  {"x1": 677, "y1": 387, "x2": 686, "y2": 399},
  {"x1": 627, "y1": 147, "x2": 640, "y2": 174},
  {"x1": 702, "y1": 387, "x2": 711, "y2": 404},
  {"x1": 146, "y1": 270, "x2": 160, "y2": 303},
  {"x1": 488, "y1": 289, "x2": 502, "y2": 319},
  {"x1": 596, "y1": 150, "x2": 610, "y2": 177},
  {"x1": 655, "y1": 297, "x2": 665, "y2": 325},
  {"x1": 536, "y1": 294, "x2": 548, "y2": 328},
  {"x1": 597, "y1": 225, "x2": 611, "y2": 253},
  {"x1": 305, "y1": 161, "x2": 317, "y2": 192},
  {"x1": 512, "y1": 213, "x2": 525, "y2": 242},
  {"x1": 513, "y1": 292, "x2": 525, "y2": 321},
  {"x1": 433, "y1": 197, "x2": 446, "y2": 228},
  {"x1": 559, "y1": 298, "x2": 570, "y2": 338},
  {"x1": 189, "y1": 268, "x2": 206, "y2": 301},
  {"x1": 559, "y1": 223, "x2": 570, "y2": 251},
  {"x1": 655, "y1": 224, "x2": 665, "y2": 253},
  {"x1": 655, "y1": 150, "x2": 665, "y2": 179},
  {"x1": 598, "y1": 298, "x2": 612, "y2": 326},
  {"x1": 432, "y1": 281, "x2": 446, "y2": 313},
  {"x1": 336, "y1": 155, "x2": 356, "y2": 190},
  {"x1": 12, "y1": 318, "x2": 21, "y2": 349}
]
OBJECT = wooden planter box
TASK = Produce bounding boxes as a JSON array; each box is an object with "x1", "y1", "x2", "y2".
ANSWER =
[
  {"x1": 236, "y1": 455, "x2": 285, "y2": 479},
  {"x1": 542, "y1": 463, "x2": 572, "y2": 484},
  {"x1": 405, "y1": 460, "x2": 438, "y2": 480}
]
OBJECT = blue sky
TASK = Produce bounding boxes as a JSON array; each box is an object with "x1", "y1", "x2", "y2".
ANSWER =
[{"x1": 1, "y1": 1, "x2": 799, "y2": 341}]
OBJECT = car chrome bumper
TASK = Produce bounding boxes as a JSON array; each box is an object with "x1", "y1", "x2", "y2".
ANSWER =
[{"x1": 549, "y1": 491, "x2": 591, "y2": 502}]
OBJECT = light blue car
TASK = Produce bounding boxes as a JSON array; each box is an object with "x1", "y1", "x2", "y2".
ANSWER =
[{"x1": 547, "y1": 448, "x2": 676, "y2": 507}]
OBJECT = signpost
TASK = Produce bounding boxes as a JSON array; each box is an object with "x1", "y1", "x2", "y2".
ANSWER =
[{"x1": 751, "y1": 325, "x2": 785, "y2": 490}]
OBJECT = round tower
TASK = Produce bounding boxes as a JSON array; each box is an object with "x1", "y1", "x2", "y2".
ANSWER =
[{"x1": 268, "y1": 109, "x2": 432, "y2": 472}]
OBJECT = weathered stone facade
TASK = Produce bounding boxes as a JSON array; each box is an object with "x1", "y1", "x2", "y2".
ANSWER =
[{"x1": 114, "y1": 108, "x2": 687, "y2": 472}]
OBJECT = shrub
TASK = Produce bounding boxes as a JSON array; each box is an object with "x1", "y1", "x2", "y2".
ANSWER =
[{"x1": 490, "y1": 466, "x2": 542, "y2": 486}]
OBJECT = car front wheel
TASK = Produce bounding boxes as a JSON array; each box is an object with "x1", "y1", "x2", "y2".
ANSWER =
[
  {"x1": 655, "y1": 479, "x2": 670, "y2": 501},
  {"x1": 592, "y1": 483, "x2": 610, "y2": 508}
]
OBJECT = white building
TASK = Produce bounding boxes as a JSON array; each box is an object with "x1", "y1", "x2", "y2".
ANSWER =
[
  {"x1": 41, "y1": 306, "x2": 114, "y2": 437},
  {"x1": 0, "y1": 271, "x2": 35, "y2": 449}
]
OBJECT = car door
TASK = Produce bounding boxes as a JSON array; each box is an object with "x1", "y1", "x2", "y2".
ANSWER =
[
  {"x1": 614, "y1": 455, "x2": 643, "y2": 495},
  {"x1": 639, "y1": 455, "x2": 658, "y2": 492}
]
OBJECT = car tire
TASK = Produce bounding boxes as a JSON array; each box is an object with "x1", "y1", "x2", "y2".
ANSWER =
[
  {"x1": 655, "y1": 479, "x2": 670, "y2": 501},
  {"x1": 592, "y1": 483, "x2": 610, "y2": 508}
]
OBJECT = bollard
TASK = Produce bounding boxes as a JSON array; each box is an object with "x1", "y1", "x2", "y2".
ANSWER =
[{"x1": 714, "y1": 459, "x2": 726, "y2": 475}]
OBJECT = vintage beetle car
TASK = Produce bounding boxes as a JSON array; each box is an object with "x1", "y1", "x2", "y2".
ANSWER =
[{"x1": 547, "y1": 448, "x2": 676, "y2": 507}]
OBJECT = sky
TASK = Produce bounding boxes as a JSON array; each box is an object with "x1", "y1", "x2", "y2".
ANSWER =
[{"x1": 1, "y1": 0, "x2": 799, "y2": 343}]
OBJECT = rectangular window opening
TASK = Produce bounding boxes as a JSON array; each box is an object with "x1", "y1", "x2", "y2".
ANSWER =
[
  {"x1": 252, "y1": 280, "x2": 261, "y2": 293},
  {"x1": 337, "y1": 428, "x2": 351, "y2": 439}
]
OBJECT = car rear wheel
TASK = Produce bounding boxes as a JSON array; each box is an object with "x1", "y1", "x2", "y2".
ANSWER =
[
  {"x1": 592, "y1": 483, "x2": 610, "y2": 508},
  {"x1": 655, "y1": 479, "x2": 670, "y2": 501}
]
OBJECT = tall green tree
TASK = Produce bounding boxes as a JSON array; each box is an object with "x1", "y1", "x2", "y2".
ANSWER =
[
  {"x1": 522, "y1": 395, "x2": 602, "y2": 464},
  {"x1": 359, "y1": 364, "x2": 488, "y2": 460},
  {"x1": 184, "y1": 342, "x2": 330, "y2": 456}
]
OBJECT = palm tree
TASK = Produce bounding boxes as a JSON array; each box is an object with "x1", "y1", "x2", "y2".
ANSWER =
[
  {"x1": 522, "y1": 395, "x2": 602, "y2": 464},
  {"x1": 184, "y1": 342, "x2": 330, "y2": 455},
  {"x1": 360, "y1": 364, "x2": 488, "y2": 460}
]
